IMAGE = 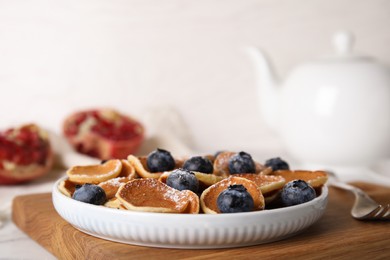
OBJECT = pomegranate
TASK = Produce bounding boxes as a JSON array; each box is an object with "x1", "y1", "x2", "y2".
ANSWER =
[
  {"x1": 0, "y1": 124, "x2": 54, "y2": 185},
  {"x1": 63, "y1": 109, "x2": 144, "y2": 160}
]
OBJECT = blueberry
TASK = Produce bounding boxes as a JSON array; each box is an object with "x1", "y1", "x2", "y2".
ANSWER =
[
  {"x1": 217, "y1": 185, "x2": 254, "y2": 213},
  {"x1": 146, "y1": 148, "x2": 175, "y2": 172},
  {"x1": 228, "y1": 151, "x2": 256, "y2": 174},
  {"x1": 280, "y1": 180, "x2": 316, "y2": 207},
  {"x1": 72, "y1": 183, "x2": 107, "y2": 205},
  {"x1": 264, "y1": 157, "x2": 290, "y2": 171},
  {"x1": 166, "y1": 168, "x2": 199, "y2": 193},
  {"x1": 183, "y1": 156, "x2": 213, "y2": 173}
]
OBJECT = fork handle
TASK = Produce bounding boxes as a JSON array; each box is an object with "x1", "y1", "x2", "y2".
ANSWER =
[{"x1": 329, "y1": 181, "x2": 374, "y2": 201}]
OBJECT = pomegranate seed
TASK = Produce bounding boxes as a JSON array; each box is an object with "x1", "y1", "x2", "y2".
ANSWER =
[{"x1": 74, "y1": 113, "x2": 88, "y2": 125}]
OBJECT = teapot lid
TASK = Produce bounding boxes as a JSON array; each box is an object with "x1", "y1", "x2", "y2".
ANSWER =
[
  {"x1": 320, "y1": 31, "x2": 370, "y2": 61},
  {"x1": 333, "y1": 31, "x2": 355, "y2": 56}
]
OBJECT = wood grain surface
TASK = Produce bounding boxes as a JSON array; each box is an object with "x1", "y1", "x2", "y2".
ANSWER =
[{"x1": 12, "y1": 183, "x2": 390, "y2": 260}]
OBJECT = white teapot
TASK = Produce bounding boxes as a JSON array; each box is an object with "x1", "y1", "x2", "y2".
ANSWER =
[{"x1": 246, "y1": 31, "x2": 390, "y2": 174}]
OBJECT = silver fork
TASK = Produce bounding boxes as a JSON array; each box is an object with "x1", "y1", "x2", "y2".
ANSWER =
[{"x1": 327, "y1": 171, "x2": 390, "y2": 221}]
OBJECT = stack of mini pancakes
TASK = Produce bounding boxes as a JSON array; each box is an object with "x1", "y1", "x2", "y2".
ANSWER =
[{"x1": 59, "y1": 152, "x2": 328, "y2": 214}]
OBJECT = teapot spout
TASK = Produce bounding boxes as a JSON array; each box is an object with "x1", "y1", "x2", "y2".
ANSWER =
[{"x1": 245, "y1": 46, "x2": 280, "y2": 131}]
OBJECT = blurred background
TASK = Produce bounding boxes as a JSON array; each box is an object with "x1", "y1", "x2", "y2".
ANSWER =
[{"x1": 0, "y1": 0, "x2": 389, "y2": 157}]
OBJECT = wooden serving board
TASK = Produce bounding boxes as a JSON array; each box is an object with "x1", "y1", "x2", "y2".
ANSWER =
[{"x1": 12, "y1": 183, "x2": 390, "y2": 260}]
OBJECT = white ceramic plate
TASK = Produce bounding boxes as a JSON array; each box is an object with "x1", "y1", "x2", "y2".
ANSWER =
[{"x1": 52, "y1": 176, "x2": 328, "y2": 249}]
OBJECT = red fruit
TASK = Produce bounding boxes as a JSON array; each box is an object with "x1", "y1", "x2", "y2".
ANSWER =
[
  {"x1": 0, "y1": 124, "x2": 54, "y2": 185},
  {"x1": 63, "y1": 109, "x2": 144, "y2": 160}
]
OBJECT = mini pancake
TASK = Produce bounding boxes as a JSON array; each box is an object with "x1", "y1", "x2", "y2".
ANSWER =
[
  {"x1": 192, "y1": 171, "x2": 225, "y2": 187},
  {"x1": 127, "y1": 155, "x2": 185, "y2": 179},
  {"x1": 200, "y1": 176, "x2": 265, "y2": 214},
  {"x1": 104, "y1": 198, "x2": 127, "y2": 210},
  {"x1": 98, "y1": 160, "x2": 139, "y2": 199},
  {"x1": 212, "y1": 151, "x2": 235, "y2": 177},
  {"x1": 258, "y1": 167, "x2": 273, "y2": 175},
  {"x1": 58, "y1": 178, "x2": 79, "y2": 197},
  {"x1": 116, "y1": 178, "x2": 192, "y2": 213},
  {"x1": 233, "y1": 173, "x2": 285, "y2": 203},
  {"x1": 179, "y1": 190, "x2": 200, "y2": 214},
  {"x1": 213, "y1": 151, "x2": 266, "y2": 177},
  {"x1": 99, "y1": 177, "x2": 131, "y2": 200},
  {"x1": 118, "y1": 159, "x2": 137, "y2": 178},
  {"x1": 270, "y1": 170, "x2": 328, "y2": 188},
  {"x1": 66, "y1": 159, "x2": 122, "y2": 184}
]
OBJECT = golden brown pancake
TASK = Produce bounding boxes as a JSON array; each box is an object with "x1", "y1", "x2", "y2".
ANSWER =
[
  {"x1": 213, "y1": 151, "x2": 266, "y2": 177},
  {"x1": 233, "y1": 173, "x2": 285, "y2": 194},
  {"x1": 58, "y1": 178, "x2": 78, "y2": 197},
  {"x1": 66, "y1": 159, "x2": 122, "y2": 184},
  {"x1": 270, "y1": 170, "x2": 328, "y2": 188},
  {"x1": 118, "y1": 159, "x2": 137, "y2": 178},
  {"x1": 116, "y1": 178, "x2": 198, "y2": 213},
  {"x1": 98, "y1": 177, "x2": 129, "y2": 199},
  {"x1": 200, "y1": 176, "x2": 265, "y2": 214},
  {"x1": 98, "y1": 160, "x2": 139, "y2": 199},
  {"x1": 104, "y1": 198, "x2": 127, "y2": 210},
  {"x1": 180, "y1": 190, "x2": 200, "y2": 214}
]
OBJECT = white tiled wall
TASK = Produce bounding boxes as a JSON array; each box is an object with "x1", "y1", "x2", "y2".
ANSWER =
[{"x1": 1, "y1": 0, "x2": 389, "y2": 156}]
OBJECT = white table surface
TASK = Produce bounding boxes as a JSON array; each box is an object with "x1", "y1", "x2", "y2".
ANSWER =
[{"x1": 0, "y1": 169, "x2": 64, "y2": 260}]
